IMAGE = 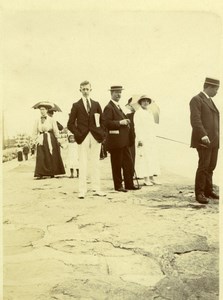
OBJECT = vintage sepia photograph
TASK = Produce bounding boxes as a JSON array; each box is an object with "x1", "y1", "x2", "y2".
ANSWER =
[{"x1": 1, "y1": 1, "x2": 222, "y2": 299}]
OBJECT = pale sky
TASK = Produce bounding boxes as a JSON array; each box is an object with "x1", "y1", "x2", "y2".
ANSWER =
[{"x1": 1, "y1": 8, "x2": 222, "y2": 143}]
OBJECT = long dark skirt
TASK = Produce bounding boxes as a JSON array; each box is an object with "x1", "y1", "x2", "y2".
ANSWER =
[
  {"x1": 34, "y1": 132, "x2": 65, "y2": 177},
  {"x1": 17, "y1": 151, "x2": 23, "y2": 161}
]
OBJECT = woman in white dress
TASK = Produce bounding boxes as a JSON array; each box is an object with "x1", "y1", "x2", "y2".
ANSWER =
[{"x1": 134, "y1": 95, "x2": 161, "y2": 186}]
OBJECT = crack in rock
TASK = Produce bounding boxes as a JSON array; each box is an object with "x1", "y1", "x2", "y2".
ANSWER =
[
  {"x1": 78, "y1": 223, "x2": 93, "y2": 229},
  {"x1": 94, "y1": 239, "x2": 177, "y2": 277},
  {"x1": 78, "y1": 222, "x2": 110, "y2": 229},
  {"x1": 55, "y1": 290, "x2": 74, "y2": 298},
  {"x1": 22, "y1": 243, "x2": 34, "y2": 248},
  {"x1": 174, "y1": 249, "x2": 209, "y2": 255},
  {"x1": 51, "y1": 279, "x2": 90, "y2": 298},
  {"x1": 46, "y1": 224, "x2": 57, "y2": 232},
  {"x1": 66, "y1": 215, "x2": 81, "y2": 223},
  {"x1": 45, "y1": 238, "x2": 97, "y2": 254},
  {"x1": 103, "y1": 257, "x2": 110, "y2": 275},
  {"x1": 162, "y1": 195, "x2": 178, "y2": 199}
]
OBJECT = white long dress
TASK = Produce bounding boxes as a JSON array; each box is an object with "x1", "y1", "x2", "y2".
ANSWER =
[
  {"x1": 134, "y1": 106, "x2": 160, "y2": 178},
  {"x1": 67, "y1": 142, "x2": 79, "y2": 170}
]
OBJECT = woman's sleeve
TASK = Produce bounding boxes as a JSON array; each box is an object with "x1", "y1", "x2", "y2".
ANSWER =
[
  {"x1": 32, "y1": 120, "x2": 39, "y2": 143},
  {"x1": 134, "y1": 111, "x2": 143, "y2": 142},
  {"x1": 52, "y1": 118, "x2": 60, "y2": 138}
]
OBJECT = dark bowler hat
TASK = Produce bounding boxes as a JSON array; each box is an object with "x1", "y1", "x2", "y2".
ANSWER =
[
  {"x1": 109, "y1": 86, "x2": 124, "y2": 91},
  {"x1": 205, "y1": 77, "x2": 220, "y2": 86}
]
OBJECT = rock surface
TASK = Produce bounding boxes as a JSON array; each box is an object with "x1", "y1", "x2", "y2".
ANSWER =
[{"x1": 3, "y1": 157, "x2": 219, "y2": 299}]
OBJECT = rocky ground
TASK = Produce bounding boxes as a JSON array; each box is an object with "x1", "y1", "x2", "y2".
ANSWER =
[{"x1": 3, "y1": 156, "x2": 219, "y2": 300}]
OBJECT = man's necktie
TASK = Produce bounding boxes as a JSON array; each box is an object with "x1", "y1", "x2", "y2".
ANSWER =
[
  {"x1": 117, "y1": 105, "x2": 126, "y2": 117},
  {"x1": 86, "y1": 99, "x2": 91, "y2": 114}
]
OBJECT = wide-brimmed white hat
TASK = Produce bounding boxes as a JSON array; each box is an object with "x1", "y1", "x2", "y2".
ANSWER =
[{"x1": 130, "y1": 94, "x2": 160, "y2": 124}]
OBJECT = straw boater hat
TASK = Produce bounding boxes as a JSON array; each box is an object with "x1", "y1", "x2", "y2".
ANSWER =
[
  {"x1": 109, "y1": 86, "x2": 124, "y2": 91},
  {"x1": 204, "y1": 77, "x2": 220, "y2": 86}
]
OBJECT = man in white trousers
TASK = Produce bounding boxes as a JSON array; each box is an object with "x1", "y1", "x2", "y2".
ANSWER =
[{"x1": 67, "y1": 81, "x2": 106, "y2": 199}]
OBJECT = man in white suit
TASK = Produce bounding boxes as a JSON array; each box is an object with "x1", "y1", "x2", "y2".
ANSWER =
[{"x1": 67, "y1": 81, "x2": 106, "y2": 199}]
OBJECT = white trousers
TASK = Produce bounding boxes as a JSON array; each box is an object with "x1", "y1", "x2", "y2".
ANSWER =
[{"x1": 78, "y1": 133, "x2": 101, "y2": 195}]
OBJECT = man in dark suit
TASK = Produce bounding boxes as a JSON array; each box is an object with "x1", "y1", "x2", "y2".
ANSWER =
[
  {"x1": 103, "y1": 86, "x2": 139, "y2": 192},
  {"x1": 190, "y1": 77, "x2": 220, "y2": 204},
  {"x1": 67, "y1": 80, "x2": 106, "y2": 199}
]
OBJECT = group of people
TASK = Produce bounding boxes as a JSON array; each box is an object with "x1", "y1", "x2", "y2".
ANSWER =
[
  {"x1": 17, "y1": 144, "x2": 31, "y2": 161},
  {"x1": 32, "y1": 77, "x2": 220, "y2": 204}
]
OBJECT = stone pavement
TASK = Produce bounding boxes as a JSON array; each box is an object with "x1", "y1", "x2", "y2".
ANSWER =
[{"x1": 3, "y1": 157, "x2": 219, "y2": 300}]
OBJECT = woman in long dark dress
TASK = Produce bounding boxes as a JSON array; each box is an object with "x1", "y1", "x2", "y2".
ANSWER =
[{"x1": 33, "y1": 103, "x2": 65, "y2": 179}]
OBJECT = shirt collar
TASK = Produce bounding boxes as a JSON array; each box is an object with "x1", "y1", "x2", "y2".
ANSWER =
[
  {"x1": 82, "y1": 97, "x2": 90, "y2": 102},
  {"x1": 111, "y1": 99, "x2": 120, "y2": 107},
  {"x1": 202, "y1": 91, "x2": 210, "y2": 99}
]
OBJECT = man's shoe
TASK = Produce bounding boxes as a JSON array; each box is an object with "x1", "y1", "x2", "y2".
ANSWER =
[
  {"x1": 115, "y1": 187, "x2": 128, "y2": 192},
  {"x1": 206, "y1": 192, "x2": 219, "y2": 199},
  {"x1": 126, "y1": 186, "x2": 141, "y2": 190},
  {"x1": 78, "y1": 193, "x2": 85, "y2": 199},
  {"x1": 196, "y1": 193, "x2": 209, "y2": 204}
]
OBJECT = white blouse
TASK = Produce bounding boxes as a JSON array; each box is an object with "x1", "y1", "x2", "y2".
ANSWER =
[
  {"x1": 134, "y1": 106, "x2": 156, "y2": 143},
  {"x1": 33, "y1": 116, "x2": 59, "y2": 153}
]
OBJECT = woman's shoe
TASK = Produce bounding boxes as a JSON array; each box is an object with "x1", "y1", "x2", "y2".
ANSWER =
[
  {"x1": 150, "y1": 178, "x2": 162, "y2": 185},
  {"x1": 143, "y1": 181, "x2": 153, "y2": 186}
]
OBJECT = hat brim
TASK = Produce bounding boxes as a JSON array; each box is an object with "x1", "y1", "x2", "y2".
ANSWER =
[
  {"x1": 37, "y1": 105, "x2": 53, "y2": 109},
  {"x1": 32, "y1": 101, "x2": 54, "y2": 110},
  {"x1": 109, "y1": 89, "x2": 124, "y2": 91},
  {"x1": 138, "y1": 98, "x2": 152, "y2": 104}
]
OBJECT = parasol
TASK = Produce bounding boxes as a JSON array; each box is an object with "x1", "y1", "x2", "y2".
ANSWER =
[
  {"x1": 32, "y1": 101, "x2": 62, "y2": 112},
  {"x1": 148, "y1": 101, "x2": 160, "y2": 124}
]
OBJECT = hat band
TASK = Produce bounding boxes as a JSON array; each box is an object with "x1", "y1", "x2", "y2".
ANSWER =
[
  {"x1": 109, "y1": 86, "x2": 124, "y2": 91},
  {"x1": 205, "y1": 81, "x2": 220, "y2": 86}
]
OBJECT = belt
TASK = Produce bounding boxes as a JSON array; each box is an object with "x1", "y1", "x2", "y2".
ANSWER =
[{"x1": 38, "y1": 131, "x2": 53, "y2": 154}]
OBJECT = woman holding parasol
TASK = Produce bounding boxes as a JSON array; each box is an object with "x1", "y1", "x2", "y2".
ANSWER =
[
  {"x1": 32, "y1": 101, "x2": 65, "y2": 179},
  {"x1": 133, "y1": 95, "x2": 161, "y2": 186}
]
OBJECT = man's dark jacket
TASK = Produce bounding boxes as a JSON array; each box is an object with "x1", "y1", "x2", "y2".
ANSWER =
[
  {"x1": 103, "y1": 101, "x2": 131, "y2": 151},
  {"x1": 67, "y1": 99, "x2": 105, "y2": 144},
  {"x1": 190, "y1": 92, "x2": 219, "y2": 148}
]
